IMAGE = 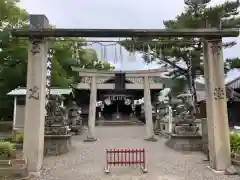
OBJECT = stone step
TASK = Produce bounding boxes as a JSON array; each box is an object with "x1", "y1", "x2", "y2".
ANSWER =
[
  {"x1": 96, "y1": 120, "x2": 144, "y2": 126},
  {"x1": 0, "y1": 158, "x2": 28, "y2": 178}
]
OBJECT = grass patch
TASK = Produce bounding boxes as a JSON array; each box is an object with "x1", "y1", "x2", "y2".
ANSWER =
[{"x1": 230, "y1": 131, "x2": 240, "y2": 153}]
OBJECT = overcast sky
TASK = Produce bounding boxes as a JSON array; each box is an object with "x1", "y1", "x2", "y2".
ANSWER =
[{"x1": 19, "y1": 0, "x2": 240, "y2": 80}]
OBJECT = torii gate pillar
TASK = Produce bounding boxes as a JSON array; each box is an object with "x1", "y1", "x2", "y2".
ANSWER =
[
  {"x1": 203, "y1": 38, "x2": 231, "y2": 171},
  {"x1": 23, "y1": 15, "x2": 49, "y2": 175}
]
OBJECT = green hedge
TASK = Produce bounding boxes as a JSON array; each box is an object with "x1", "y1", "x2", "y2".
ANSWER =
[
  {"x1": 230, "y1": 132, "x2": 240, "y2": 153},
  {"x1": 12, "y1": 132, "x2": 24, "y2": 143},
  {"x1": 0, "y1": 141, "x2": 15, "y2": 158},
  {"x1": 3, "y1": 132, "x2": 24, "y2": 143}
]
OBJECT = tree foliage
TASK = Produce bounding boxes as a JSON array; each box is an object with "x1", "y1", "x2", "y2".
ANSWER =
[
  {"x1": 0, "y1": 0, "x2": 114, "y2": 119},
  {"x1": 124, "y1": 0, "x2": 240, "y2": 74},
  {"x1": 122, "y1": 0, "x2": 240, "y2": 95},
  {"x1": 227, "y1": 57, "x2": 240, "y2": 69}
]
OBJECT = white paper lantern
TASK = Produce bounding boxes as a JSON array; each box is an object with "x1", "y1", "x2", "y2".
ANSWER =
[
  {"x1": 125, "y1": 98, "x2": 131, "y2": 105},
  {"x1": 104, "y1": 98, "x2": 111, "y2": 106},
  {"x1": 96, "y1": 101, "x2": 102, "y2": 107}
]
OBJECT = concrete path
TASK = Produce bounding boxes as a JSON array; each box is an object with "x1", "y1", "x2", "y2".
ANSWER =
[{"x1": 37, "y1": 126, "x2": 239, "y2": 180}]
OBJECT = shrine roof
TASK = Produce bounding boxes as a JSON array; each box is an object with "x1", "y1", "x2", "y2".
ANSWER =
[
  {"x1": 226, "y1": 76, "x2": 240, "y2": 89},
  {"x1": 7, "y1": 87, "x2": 72, "y2": 96}
]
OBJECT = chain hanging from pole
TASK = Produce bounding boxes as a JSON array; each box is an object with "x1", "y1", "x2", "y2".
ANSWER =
[
  {"x1": 114, "y1": 44, "x2": 118, "y2": 64},
  {"x1": 153, "y1": 43, "x2": 158, "y2": 59},
  {"x1": 159, "y1": 44, "x2": 164, "y2": 60},
  {"x1": 104, "y1": 45, "x2": 108, "y2": 62},
  {"x1": 100, "y1": 44, "x2": 104, "y2": 61},
  {"x1": 128, "y1": 43, "x2": 132, "y2": 62},
  {"x1": 147, "y1": 44, "x2": 152, "y2": 64},
  {"x1": 119, "y1": 40, "x2": 123, "y2": 64},
  {"x1": 71, "y1": 42, "x2": 80, "y2": 65},
  {"x1": 127, "y1": 39, "x2": 136, "y2": 61}
]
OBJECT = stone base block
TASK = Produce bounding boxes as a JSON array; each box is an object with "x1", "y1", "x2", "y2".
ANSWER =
[
  {"x1": 174, "y1": 125, "x2": 199, "y2": 135},
  {"x1": 15, "y1": 143, "x2": 23, "y2": 151},
  {"x1": 206, "y1": 166, "x2": 225, "y2": 175},
  {"x1": 0, "y1": 158, "x2": 28, "y2": 178},
  {"x1": 144, "y1": 136, "x2": 158, "y2": 142},
  {"x1": 44, "y1": 134, "x2": 72, "y2": 155},
  {"x1": 159, "y1": 121, "x2": 170, "y2": 134},
  {"x1": 232, "y1": 159, "x2": 240, "y2": 175},
  {"x1": 202, "y1": 143, "x2": 209, "y2": 154},
  {"x1": 70, "y1": 125, "x2": 84, "y2": 135},
  {"x1": 84, "y1": 137, "x2": 97, "y2": 142},
  {"x1": 28, "y1": 170, "x2": 42, "y2": 178},
  {"x1": 232, "y1": 153, "x2": 240, "y2": 174},
  {"x1": 165, "y1": 134, "x2": 202, "y2": 151}
]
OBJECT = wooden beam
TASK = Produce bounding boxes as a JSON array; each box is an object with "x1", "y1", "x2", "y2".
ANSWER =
[{"x1": 10, "y1": 28, "x2": 239, "y2": 38}]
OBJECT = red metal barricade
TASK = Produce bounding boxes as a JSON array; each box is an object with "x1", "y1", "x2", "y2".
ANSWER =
[{"x1": 105, "y1": 148, "x2": 147, "y2": 173}]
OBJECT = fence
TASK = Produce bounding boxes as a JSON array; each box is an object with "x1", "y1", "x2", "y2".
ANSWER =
[{"x1": 105, "y1": 148, "x2": 147, "y2": 173}]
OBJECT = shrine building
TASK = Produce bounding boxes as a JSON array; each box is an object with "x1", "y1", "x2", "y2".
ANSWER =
[
  {"x1": 72, "y1": 67, "x2": 167, "y2": 122},
  {"x1": 71, "y1": 67, "x2": 168, "y2": 120},
  {"x1": 7, "y1": 67, "x2": 168, "y2": 131}
]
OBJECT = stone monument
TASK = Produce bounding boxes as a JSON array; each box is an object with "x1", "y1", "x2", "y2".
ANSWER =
[
  {"x1": 166, "y1": 93, "x2": 202, "y2": 151},
  {"x1": 68, "y1": 101, "x2": 83, "y2": 135},
  {"x1": 155, "y1": 88, "x2": 172, "y2": 135},
  {"x1": 44, "y1": 95, "x2": 72, "y2": 155}
]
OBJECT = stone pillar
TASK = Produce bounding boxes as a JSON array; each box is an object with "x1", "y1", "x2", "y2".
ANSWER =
[
  {"x1": 23, "y1": 15, "x2": 49, "y2": 175},
  {"x1": 203, "y1": 39, "x2": 231, "y2": 171},
  {"x1": 143, "y1": 76, "x2": 157, "y2": 141},
  {"x1": 13, "y1": 96, "x2": 17, "y2": 129},
  {"x1": 85, "y1": 76, "x2": 97, "y2": 142},
  {"x1": 168, "y1": 106, "x2": 173, "y2": 133}
]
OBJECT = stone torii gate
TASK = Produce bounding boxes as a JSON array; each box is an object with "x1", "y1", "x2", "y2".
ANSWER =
[
  {"x1": 71, "y1": 67, "x2": 166, "y2": 142},
  {"x1": 10, "y1": 14, "x2": 239, "y2": 175}
]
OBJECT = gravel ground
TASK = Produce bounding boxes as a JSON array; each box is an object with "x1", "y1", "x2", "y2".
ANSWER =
[{"x1": 31, "y1": 126, "x2": 239, "y2": 180}]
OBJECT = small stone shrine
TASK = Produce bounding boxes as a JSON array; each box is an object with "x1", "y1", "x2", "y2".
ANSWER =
[
  {"x1": 44, "y1": 95, "x2": 72, "y2": 155},
  {"x1": 154, "y1": 88, "x2": 173, "y2": 135},
  {"x1": 166, "y1": 93, "x2": 202, "y2": 151},
  {"x1": 68, "y1": 101, "x2": 84, "y2": 135}
]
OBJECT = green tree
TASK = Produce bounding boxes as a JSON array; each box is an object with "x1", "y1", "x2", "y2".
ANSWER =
[
  {"x1": 0, "y1": 0, "x2": 29, "y2": 119},
  {"x1": 49, "y1": 39, "x2": 114, "y2": 87},
  {"x1": 0, "y1": 0, "x2": 114, "y2": 119},
  {"x1": 122, "y1": 0, "x2": 240, "y2": 101},
  {"x1": 227, "y1": 57, "x2": 240, "y2": 69}
]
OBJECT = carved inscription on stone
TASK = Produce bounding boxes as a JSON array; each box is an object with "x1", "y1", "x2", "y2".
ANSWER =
[
  {"x1": 96, "y1": 77, "x2": 113, "y2": 83},
  {"x1": 213, "y1": 87, "x2": 225, "y2": 100},
  {"x1": 28, "y1": 86, "x2": 39, "y2": 100},
  {"x1": 126, "y1": 77, "x2": 143, "y2": 83},
  {"x1": 30, "y1": 39, "x2": 42, "y2": 55},
  {"x1": 210, "y1": 40, "x2": 222, "y2": 55},
  {"x1": 29, "y1": 23, "x2": 42, "y2": 55},
  {"x1": 126, "y1": 77, "x2": 154, "y2": 84}
]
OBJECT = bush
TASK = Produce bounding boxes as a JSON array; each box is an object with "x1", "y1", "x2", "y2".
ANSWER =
[
  {"x1": 0, "y1": 141, "x2": 15, "y2": 158},
  {"x1": 3, "y1": 137, "x2": 12, "y2": 142},
  {"x1": 230, "y1": 132, "x2": 240, "y2": 153},
  {"x1": 12, "y1": 132, "x2": 24, "y2": 143},
  {"x1": 15, "y1": 132, "x2": 24, "y2": 143}
]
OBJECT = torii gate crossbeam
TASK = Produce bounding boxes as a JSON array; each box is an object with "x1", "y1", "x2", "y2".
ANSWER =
[{"x1": 10, "y1": 28, "x2": 239, "y2": 38}]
